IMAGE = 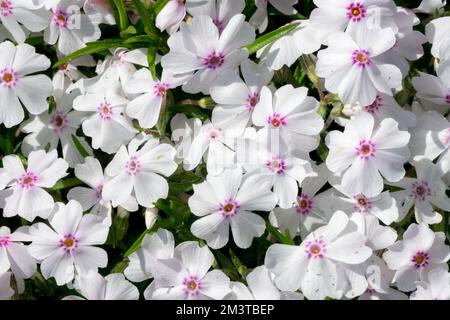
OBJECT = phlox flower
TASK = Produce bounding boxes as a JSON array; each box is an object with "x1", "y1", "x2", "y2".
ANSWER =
[
  {"x1": 189, "y1": 167, "x2": 277, "y2": 249},
  {"x1": 410, "y1": 267, "x2": 450, "y2": 300},
  {"x1": 0, "y1": 149, "x2": 68, "y2": 221},
  {"x1": 325, "y1": 111, "x2": 410, "y2": 198},
  {"x1": 0, "y1": 272, "x2": 14, "y2": 300},
  {"x1": 73, "y1": 88, "x2": 137, "y2": 153},
  {"x1": 388, "y1": 158, "x2": 450, "y2": 225},
  {"x1": 161, "y1": 14, "x2": 255, "y2": 94},
  {"x1": 148, "y1": 242, "x2": 231, "y2": 300},
  {"x1": 170, "y1": 113, "x2": 203, "y2": 164},
  {"x1": 210, "y1": 59, "x2": 273, "y2": 132},
  {"x1": 252, "y1": 85, "x2": 323, "y2": 159},
  {"x1": 83, "y1": 0, "x2": 115, "y2": 25},
  {"x1": 67, "y1": 157, "x2": 114, "y2": 226},
  {"x1": 64, "y1": 271, "x2": 139, "y2": 300},
  {"x1": 0, "y1": 41, "x2": 52, "y2": 128},
  {"x1": 28, "y1": 200, "x2": 109, "y2": 285},
  {"x1": 265, "y1": 211, "x2": 372, "y2": 300},
  {"x1": 416, "y1": 0, "x2": 447, "y2": 13},
  {"x1": 0, "y1": 226, "x2": 36, "y2": 279},
  {"x1": 227, "y1": 266, "x2": 303, "y2": 300},
  {"x1": 316, "y1": 25, "x2": 402, "y2": 106},
  {"x1": 156, "y1": 0, "x2": 186, "y2": 34},
  {"x1": 383, "y1": 223, "x2": 450, "y2": 292},
  {"x1": 425, "y1": 16, "x2": 450, "y2": 60},
  {"x1": 102, "y1": 134, "x2": 177, "y2": 209},
  {"x1": 250, "y1": 0, "x2": 298, "y2": 32}
]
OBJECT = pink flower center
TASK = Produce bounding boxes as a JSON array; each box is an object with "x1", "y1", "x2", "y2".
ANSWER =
[
  {"x1": 203, "y1": 51, "x2": 225, "y2": 70},
  {"x1": 98, "y1": 101, "x2": 113, "y2": 121},
  {"x1": 18, "y1": 172, "x2": 38, "y2": 190},
  {"x1": 266, "y1": 156, "x2": 286, "y2": 174},
  {"x1": 220, "y1": 198, "x2": 239, "y2": 217},
  {"x1": 59, "y1": 234, "x2": 79, "y2": 253},
  {"x1": 0, "y1": 68, "x2": 18, "y2": 88},
  {"x1": 445, "y1": 94, "x2": 450, "y2": 104},
  {"x1": 153, "y1": 82, "x2": 170, "y2": 97},
  {"x1": 182, "y1": 275, "x2": 202, "y2": 296},
  {"x1": 213, "y1": 18, "x2": 224, "y2": 33},
  {"x1": 246, "y1": 92, "x2": 260, "y2": 112},
  {"x1": 411, "y1": 251, "x2": 429, "y2": 269},
  {"x1": 0, "y1": 0, "x2": 12, "y2": 17},
  {"x1": 52, "y1": 9, "x2": 69, "y2": 28},
  {"x1": 295, "y1": 193, "x2": 314, "y2": 215},
  {"x1": 267, "y1": 113, "x2": 286, "y2": 128},
  {"x1": 206, "y1": 128, "x2": 223, "y2": 141},
  {"x1": 352, "y1": 50, "x2": 371, "y2": 68},
  {"x1": 444, "y1": 128, "x2": 450, "y2": 146},
  {"x1": 356, "y1": 139, "x2": 376, "y2": 159},
  {"x1": 0, "y1": 236, "x2": 11, "y2": 248},
  {"x1": 411, "y1": 180, "x2": 431, "y2": 202},
  {"x1": 125, "y1": 156, "x2": 141, "y2": 175},
  {"x1": 347, "y1": 2, "x2": 366, "y2": 22},
  {"x1": 365, "y1": 95, "x2": 382, "y2": 114},
  {"x1": 95, "y1": 184, "x2": 103, "y2": 200},
  {"x1": 50, "y1": 111, "x2": 69, "y2": 132},
  {"x1": 305, "y1": 237, "x2": 327, "y2": 259},
  {"x1": 353, "y1": 194, "x2": 372, "y2": 213}
]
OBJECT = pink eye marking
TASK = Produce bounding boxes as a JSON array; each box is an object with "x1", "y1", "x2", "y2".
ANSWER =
[
  {"x1": 203, "y1": 51, "x2": 225, "y2": 70},
  {"x1": 18, "y1": 172, "x2": 38, "y2": 190},
  {"x1": 50, "y1": 111, "x2": 69, "y2": 132},
  {"x1": 59, "y1": 234, "x2": 79, "y2": 253},
  {"x1": 220, "y1": 198, "x2": 239, "y2": 217},
  {"x1": 52, "y1": 9, "x2": 69, "y2": 28},
  {"x1": 347, "y1": 2, "x2": 366, "y2": 22},
  {"x1": 246, "y1": 92, "x2": 260, "y2": 112},
  {"x1": 125, "y1": 156, "x2": 141, "y2": 175},
  {"x1": 182, "y1": 275, "x2": 202, "y2": 296},
  {"x1": 153, "y1": 82, "x2": 170, "y2": 97},
  {"x1": 267, "y1": 113, "x2": 286, "y2": 128},
  {"x1": 0, "y1": 68, "x2": 18, "y2": 88},
  {"x1": 410, "y1": 180, "x2": 431, "y2": 202},
  {"x1": 352, "y1": 50, "x2": 371, "y2": 68},
  {"x1": 0, "y1": 236, "x2": 11, "y2": 248},
  {"x1": 305, "y1": 237, "x2": 327, "y2": 259},
  {"x1": 266, "y1": 156, "x2": 286, "y2": 174},
  {"x1": 0, "y1": 0, "x2": 13, "y2": 17},
  {"x1": 411, "y1": 251, "x2": 429, "y2": 269},
  {"x1": 365, "y1": 95, "x2": 383, "y2": 114},
  {"x1": 295, "y1": 193, "x2": 314, "y2": 215},
  {"x1": 356, "y1": 139, "x2": 376, "y2": 159},
  {"x1": 98, "y1": 101, "x2": 113, "y2": 120}
]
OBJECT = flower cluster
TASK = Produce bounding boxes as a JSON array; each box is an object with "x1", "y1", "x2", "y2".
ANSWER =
[{"x1": 0, "y1": 0, "x2": 450, "y2": 301}]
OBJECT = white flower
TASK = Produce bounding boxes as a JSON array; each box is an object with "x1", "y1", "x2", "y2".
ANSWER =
[
  {"x1": 316, "y1": 26, "x2": 402, "y2": 106},
  {"x1": 0, "y1": 41, "x2": 52, "y2": 128},
  {"x1": 410, "y1": 110, "x2": 450, "y2": 162},
  {"x1": 20, "y1": 82, "x2": 92, "y2": 168},
  {"x1": 325, "y1": 111, "x2": 410, "y2": 198},
  {"x1": 84, "y1": 0, "x2": 115, "y2": 25},
  {"x1": 123, "y1": 68, "x2": 184, "y2": 129},
  {"x1": 410, "y1": 266, "x2": 450, "y2": 300},
  {"x1": 413, "y1": 60, "x2": 450, "y2": 112},
  {"x1": 64, "y1": 271, "x2": 139, "y2": 300},
  {"x1": 170, "y1": 113, "x2": 203, "y2": 164},
  {"x1": 156, "y1": 0, "x2": 186, "y2": 34},
  {"x1": 43, "y1": 0, "x2": 101, "y2": 55},
  {"x1": 256, "y1": 21, "x2": 323, "y2": 71},
  {"x1": 28, "y1": 200, "x2": 109, "y2": 286},
  {"x1": 210, "y1": 59, "x2": 273, "y2": 132},
  {"x1": 0, "y1": 149, "x2": 68, "y2": 221},
  {"x1": 148, "y1": 242, "x2": 231, "y2": 300},
  {"x1": 0, "y1": 226, "x2": 36, "y2": 279},
  {"x1": 416, "y1": 0, "x2": 447, "y2": 13},
  {"x1": 226, "y1": 266, "x2": 303, "y2": 300},
  {"x1": 161, "y1": 14, "x2": 255, "y2": 94},
  {"x1": 0, "y1": 272, "x2": 14, "y2": 300},
  {"x1": 67, "y1": 157, "x2": 113, "y2": 226},
  {"x1": 265, "y1": 211, "x2": 372, "y2": 300},
  {"x1": 310, "y1": 0, "x2": 397, "y2": 39},
  {"x1": 425, "y1": 16, "x2": 450, "y2": 60},
  {"x1": 0, "y1": 0, "x2": 51, "y2": 43},
  {"x1": 124, "y1": 228, "x2": 175, "y2": 282},
  {"x1": 269, "y1": 164, "x2": 331, "y2": 239},
  {"x1": 388, "y1": 158, "x2": 450, "y2": 225},
  {"x1": 252, "y1": 85, "x2": 323, "y2": 158},
  {"x1": 383, "y1": 223, "x2": 450, "y2": 292},
  {"x1": 186, "y1": 0, "x2": 245, "y2": 33},
  {"x1": 189, "y1": 167, "x2": 277, "y2": 249},
  {"x1": 250, "y1": 0, "x2": 298, "y2": 32},
  {"x1": 73, "y1": 89, "x2": 137, "y2": 153},
  {"x1": 102, "y1": 134, "x2": 177, "y2": 209},
  {"x1": 236, "y1": 132, "x2": 314, "y2": 208},
  {"x1": 341, "y1": 93, "x2": 416, "y2": 129}
]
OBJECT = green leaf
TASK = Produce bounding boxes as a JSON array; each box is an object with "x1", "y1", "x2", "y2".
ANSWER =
[
  {"x1": 124, "y1": 229, "x2": 153, "y2": 257},
  {"x1": 0, "y1": 134, "x2": 14, "y2": 155},
  {"x1": 169, "y1": 171, "x2": 203, "y2": 195},
  {"x1": 132, "y1": 0, "x2": 158, "y2": 35},
  {"x1": 266, "y1": 221, "x2": 295, "y2": 245},
  {"x1": 71, "y1": 134, "x2": 89, "y2": 158},
  {"x1": 51, "y1": 177, "x2": 83, "y2": 191},
  {"x1": 246, "y1": 22, "x2": 299, "y2": 55},
  {"x1": 112, "y1": 0, "x2": 130, "y2": 31},
  {"x1": 213, "y1": 251, "x2": 241, "y2": 281},
  {"x1": 229, "y1": 249, "x2": 248, "y2": 278},
  {"x1": 147, "y1": 46, "x2": 157, "y2": 79}
]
